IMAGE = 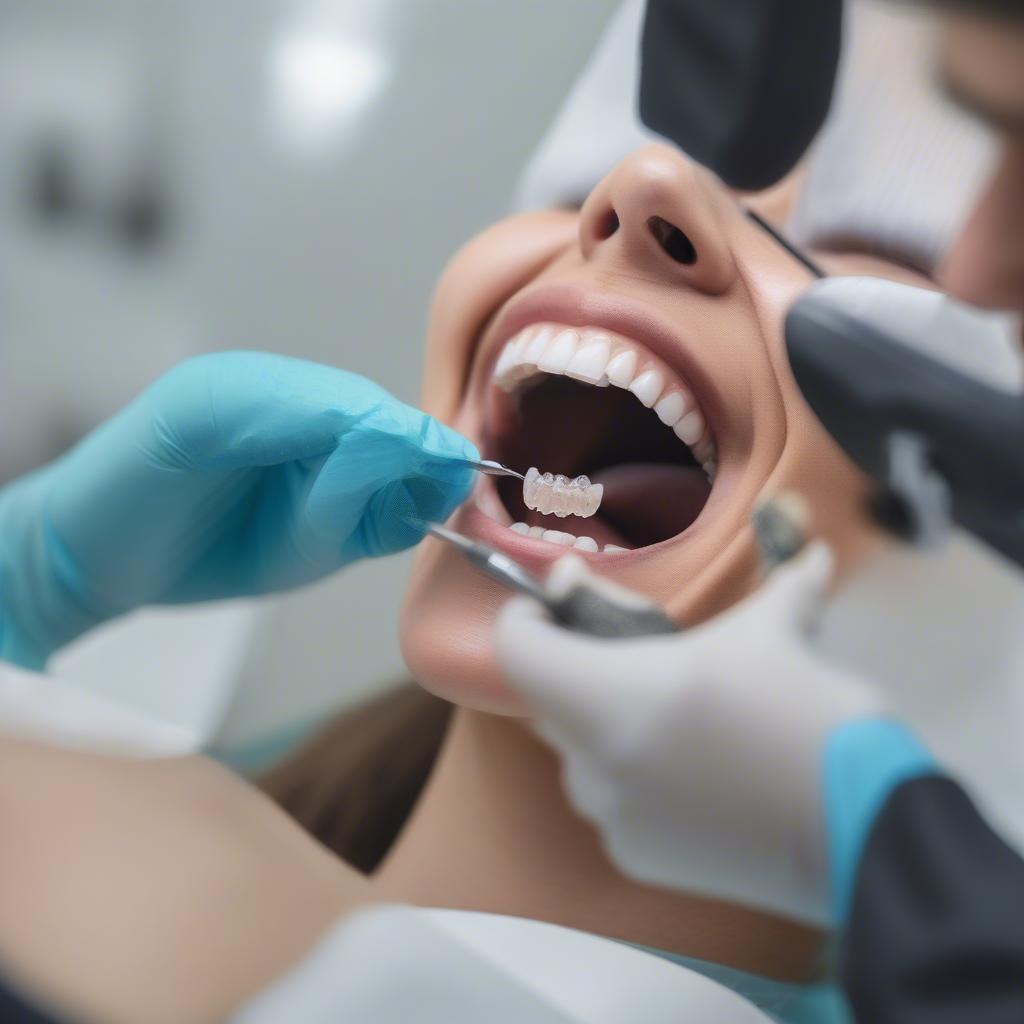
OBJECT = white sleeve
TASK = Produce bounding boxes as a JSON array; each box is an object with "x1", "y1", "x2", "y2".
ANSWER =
[
  {"x1": 232, "y1": 905, "x2": 578, "y2": 1024},
  {"x1": 0, "y1": 659, "x2": 194, "y2": 756}
]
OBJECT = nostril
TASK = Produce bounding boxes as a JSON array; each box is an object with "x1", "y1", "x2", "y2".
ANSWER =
[
  {"x1": 596, "y1": 208, "x2": 619, "y2": 241},
  {"x1": 647, "y1": 215, "x2": 697, "y2": 265}
]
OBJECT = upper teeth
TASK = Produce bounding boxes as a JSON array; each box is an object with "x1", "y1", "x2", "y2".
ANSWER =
[
  {"x1": 523, "y1": 467, "x2": 603, "y2": 518},
  {"x1": 493, "y1": 323, "x2": 717, "y2": 476}
]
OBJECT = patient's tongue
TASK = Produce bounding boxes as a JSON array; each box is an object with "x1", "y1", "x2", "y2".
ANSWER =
[{"x1": 592, "y1": 463, "x2": 710, "y2": 545}]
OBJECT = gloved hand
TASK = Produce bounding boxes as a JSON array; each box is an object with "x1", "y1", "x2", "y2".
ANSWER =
[
  {"x1": 0, "y1": 351, "x2": 477, "y2": 668},
  {"x1": 495, "y1": 545, "x2": 934, "y2": 926}
]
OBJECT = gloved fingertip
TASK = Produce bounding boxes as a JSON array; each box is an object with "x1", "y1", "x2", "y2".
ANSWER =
[
  {"x1": 420, "y1": 414, "x2": 479, "y2": 464},
  {"x1": 454, "y1": 433, "x2": 480, "y2": 463},
  {"x1": 794, "y1": 539, "x2": 835, "y2": 587},
  {"x1": 544, "y1": 553, "x2": 659, "y2": 613},
  {"x1": 494, "y1": 594, "x2": 552, "y2": 649},
  {"x1": 543, "y1": 553, "x2": 593, "y2": 599},
  {"x1": 494, "y1": 595, "x2": 588, "y2": 700},
  {"x1": 764, "y1": 538, "x2": 835, "y2": 630}
]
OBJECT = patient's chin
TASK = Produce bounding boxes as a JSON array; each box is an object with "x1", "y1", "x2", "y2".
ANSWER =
[{"x1": 400, "y1": 544, "x2": 530, "y2": 715}]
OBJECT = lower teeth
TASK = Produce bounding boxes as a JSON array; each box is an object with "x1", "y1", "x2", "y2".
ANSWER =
[{"x1": 509, "y1": 522, "x2": 627, "y2": 553}]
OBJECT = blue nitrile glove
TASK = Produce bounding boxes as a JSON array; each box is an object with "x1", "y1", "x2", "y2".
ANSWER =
[{"x1": 0, "y1": 351, "x2": 477, "y2": 668}]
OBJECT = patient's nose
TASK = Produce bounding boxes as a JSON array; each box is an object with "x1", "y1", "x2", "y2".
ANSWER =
[{"x1": 579, "y1": 145, "x2": 736, "y2": 294}]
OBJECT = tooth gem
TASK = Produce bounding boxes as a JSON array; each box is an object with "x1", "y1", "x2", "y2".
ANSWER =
[{"x1": 523, "y1": 466, "x2": 604, "y2": 518}]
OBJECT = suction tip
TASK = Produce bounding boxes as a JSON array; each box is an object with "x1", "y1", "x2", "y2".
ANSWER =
[{"x1": 753, "y1": 492, "x2": 811, "y2": 573}]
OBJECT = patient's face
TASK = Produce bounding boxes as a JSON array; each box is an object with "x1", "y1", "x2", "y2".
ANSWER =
[{"x1": 401, "y1": 144, "x2": 890, "y2": 713}]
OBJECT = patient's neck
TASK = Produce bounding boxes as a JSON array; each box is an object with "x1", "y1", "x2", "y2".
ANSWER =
[{"x1": 374, "y1": 706, "x2": 822, "y2": 982}]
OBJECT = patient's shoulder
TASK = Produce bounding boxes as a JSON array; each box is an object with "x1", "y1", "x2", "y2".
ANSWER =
[{"x1": 0, "y1": 737, "x2": 369, "y2": 1024}]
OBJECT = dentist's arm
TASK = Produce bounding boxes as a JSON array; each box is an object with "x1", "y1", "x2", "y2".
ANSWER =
[
  {"x1": 495, "y1": 548, "x2": 1024, "y2": 1021},
  {"x1": 0, "y1": 351, "x2": 477, "y2": 668}
]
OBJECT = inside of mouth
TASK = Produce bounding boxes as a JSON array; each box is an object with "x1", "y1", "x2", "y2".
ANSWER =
[{"x1": 488, "y1": 376, "x2": 711, "y2": 550}]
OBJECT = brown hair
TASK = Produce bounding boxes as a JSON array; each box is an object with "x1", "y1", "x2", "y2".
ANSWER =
[{"x1": 259, "y1": 684, "x2": 452, "y2": 874}]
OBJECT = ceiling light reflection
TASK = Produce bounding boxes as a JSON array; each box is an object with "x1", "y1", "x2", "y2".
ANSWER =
[{"x1": 271, "y1": 30, "x2": 387, "y2": 154}]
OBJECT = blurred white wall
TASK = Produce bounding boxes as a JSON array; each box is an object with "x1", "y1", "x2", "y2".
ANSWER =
[{"x1": 0, "y1": 0, "x2": 616, "y2": 756}]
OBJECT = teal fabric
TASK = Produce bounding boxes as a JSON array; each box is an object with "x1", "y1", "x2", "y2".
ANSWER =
[
  {"x1": 0, "y1": 351, "x2": 476, "y2": 668},
  {"x1": 822, "y1": 718, "x2": 936, "y2": 923},
  {"x1": 626, "y1": 942, "x2": 852, "y2": 1024}
]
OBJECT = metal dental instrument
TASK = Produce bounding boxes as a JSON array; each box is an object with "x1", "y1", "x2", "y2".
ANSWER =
[
  {"x1": 464, "y1": 458, "x2": 525, "y2": 482},
  {"x1": 420, "y1": 521, "x2": 679, "y2": 638},
  {"x1": 422, "y1": 521, "x2": 546, "y2": 601}
]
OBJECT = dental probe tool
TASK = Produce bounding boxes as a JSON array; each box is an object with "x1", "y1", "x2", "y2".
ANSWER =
[
  {"x1": 421, "y1": 522, "x2": 545, "y2": 601},
  {"x1": 463, "y1": 458, "x2": 526, "y2": 482},
  {"x1": 419, "y1": 521, "x2": 679, "y2": 638},
  {"x1": 465, "y1": 460, "x2": 605, "y2": 518}
]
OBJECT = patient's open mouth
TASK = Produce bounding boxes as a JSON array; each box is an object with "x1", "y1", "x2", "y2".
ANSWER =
[{"x1": 479, "y1": 323, "x2": 717, "y2": 554}]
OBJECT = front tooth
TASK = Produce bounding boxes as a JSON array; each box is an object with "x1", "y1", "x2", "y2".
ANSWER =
[
  {"x1": 653, "y1": 390, "x2": 686, "y2": 426},
  {"x1": 565, "y1": 335, "x2": 611, "y2": 384},
  {"x1": 523, "y1": 325, "x2": 554, "y2": 367},
  {"x1": 514, "y1": 326, "x2": 535, "y2": 350},
  {"x1": 551, "y1": 474, "x2": 583, "y2": 518},
  {"x1": 573, "y1": 536, "x2": 599, "y2": 551},
  {"x1": 542, "y1": 529, "x2": 576, "y2": 546},
  {"x1": 603, "y1": 544, "x2": 629, "y2": 553},
  {"x1": 605, "y1": 349, "x2": 637, "y2": 387},
  {"x1": 523, "y1": 467, "x2": 540, "y2": 507},
  {"x1": 536, "y1": 471, "x2": 555, "y2": 515},
  {"x1": 494, "y1": 337, "x2": 519, "y2": 379},
  {"x1": 538, "y1": 329, "x2": 578, "y2": 374},
  {"x1": 569, "y1": 475, "x2": 589, "y2": 516},
  {"x1": 550, "y1": 474, "x2": 570, "y2": 517},
  {"x1": 628, "y1": 368, "x2": 664, "y2": 408},
  {"x1": 528, "y1": 526, "x2": 545, "y2": 539},
  {"x1": 509, "y1": 522, "x2": 529, "y2": 534},
  {"x1": 674, "y1": 410, "x2": 705, "y2": 445}
]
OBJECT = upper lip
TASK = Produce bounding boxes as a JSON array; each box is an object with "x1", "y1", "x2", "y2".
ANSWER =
[{"x1": 475, "y1": 282, "x2": 728, "y2": 436}]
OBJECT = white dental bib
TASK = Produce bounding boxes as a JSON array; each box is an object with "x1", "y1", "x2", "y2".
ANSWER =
[
  {"x1": 819, "y1": 533, "x2": 1024, "y2": 855},
  {"x1": 236, "y1": 906, "x2": 774, "y2": 1023}
]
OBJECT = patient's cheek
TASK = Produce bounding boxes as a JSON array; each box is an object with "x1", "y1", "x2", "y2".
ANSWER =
[{"x1": 400, "y1": 542, "x2": 529, "y2": 715}]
